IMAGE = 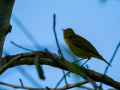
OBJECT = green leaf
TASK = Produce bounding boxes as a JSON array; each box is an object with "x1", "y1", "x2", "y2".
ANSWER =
[{"x1": 34, "y1": 54, "x2": 45, "y2": 80}]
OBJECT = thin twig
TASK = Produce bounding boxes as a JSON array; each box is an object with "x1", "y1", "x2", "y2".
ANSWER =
[
  {"x1": 53, "y1": 14, "x2": 63, "y2": 57},
  {"x1": 52, "y1": 14, "x2": 68, "y2": 88},
  {"x1": 11, "y1": 41, "x2": 35, "y2": 52},
  {"x1": 19, "y1": 79, "x2": 23, "y2": 86},
  {"x1": 55, "y1": 71, "x2": 70, "y2": 89},
  {"x1": 62, "y1": 70, "x2": 68, "y2": 85},
  {"x1": 100, "y1": 42, "x2": 120, "y2": 88}
]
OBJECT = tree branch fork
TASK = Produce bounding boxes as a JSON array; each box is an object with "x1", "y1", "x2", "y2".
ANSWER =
[{"x1": 0, "y1": 51, "x2": 120, "y2": 89}]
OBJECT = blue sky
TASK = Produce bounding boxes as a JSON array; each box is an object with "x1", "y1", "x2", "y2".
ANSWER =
[{"x1": 0, "y1": 0, "x2": 120, "y2": 90}]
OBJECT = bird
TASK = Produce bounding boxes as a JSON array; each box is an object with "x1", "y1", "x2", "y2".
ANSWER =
[{"x1": 63, "y1": 28, "x2": 112, "y2": 67}]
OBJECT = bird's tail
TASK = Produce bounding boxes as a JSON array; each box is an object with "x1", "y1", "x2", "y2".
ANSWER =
[{"x1": 99, "y1": 55, "x2": 112, "y2": 67}]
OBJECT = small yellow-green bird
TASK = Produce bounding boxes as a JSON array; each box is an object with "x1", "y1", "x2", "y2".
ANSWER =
[{"x1": 63, "y1": 28, "x2": 111, "y2": 67}]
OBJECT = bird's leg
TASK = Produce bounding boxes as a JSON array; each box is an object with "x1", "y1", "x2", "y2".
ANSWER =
[
  {"x1": 79, "y1": 58, "x2": 84, "y2": 61},
  {"x1": 81, "y1": 57, "x2": 91, "y2": 66},
  {"x1": 73, "y1": 58, "x2": 84, "y2": 64}
]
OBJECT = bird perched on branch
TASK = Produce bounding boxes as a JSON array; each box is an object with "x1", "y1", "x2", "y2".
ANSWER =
[{"x1": 63, "y1": 28, "x2": 111, "y2": 67}]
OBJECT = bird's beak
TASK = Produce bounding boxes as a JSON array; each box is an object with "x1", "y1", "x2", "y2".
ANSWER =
[{"x1": 62, "y1": 28, "x2": 65, "y2": 31}]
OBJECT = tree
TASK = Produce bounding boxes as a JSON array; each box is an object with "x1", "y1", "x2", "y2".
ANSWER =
[{"x1": 0, "y1": 0, "x2": 120, "y2": 90}]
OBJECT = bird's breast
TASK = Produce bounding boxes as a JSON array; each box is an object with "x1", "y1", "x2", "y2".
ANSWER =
[{"x1": 64, "y1": 38, "x2": 89, "y2": 59}]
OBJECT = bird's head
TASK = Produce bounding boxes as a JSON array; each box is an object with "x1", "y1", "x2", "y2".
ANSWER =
[{"x1": 63, "y1": 28, "x2": 75, "y2": 38}]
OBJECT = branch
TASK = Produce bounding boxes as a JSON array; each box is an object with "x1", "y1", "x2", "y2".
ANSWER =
[
  {"x1": 11, "y1": 41, "x2": 35, "y2": 52},
  {"x1": 60, "y1": 80, "x2": 90, "y2": 89},
  {"x1": 0, "y1": 80, "x2": 94, "y2": 90},
  {"x1": 0, "y1": 81, "x2": 45, "y2": 90},
  {"x1": 0, "y1": 0, "x2": 15, "y2": 68},
  {"x1": 1, "y1": 51, "x2": 120, "y2": 89}
]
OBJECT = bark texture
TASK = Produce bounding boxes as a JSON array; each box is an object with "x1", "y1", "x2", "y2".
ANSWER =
[{"x1": 0, "y1": 0, "x2": 15, "y2": 68}]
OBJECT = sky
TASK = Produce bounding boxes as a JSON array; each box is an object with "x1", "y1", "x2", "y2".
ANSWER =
[{"x1": 0, "y1": 0, "x2": 120, "y2": 90}]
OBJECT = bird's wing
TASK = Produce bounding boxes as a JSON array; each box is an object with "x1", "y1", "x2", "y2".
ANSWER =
[{"x1": 69, "y1": 35, "x2": 99, "y2": 56}]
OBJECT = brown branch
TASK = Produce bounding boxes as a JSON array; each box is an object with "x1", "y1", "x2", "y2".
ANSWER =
[
  {"x1": 61, "y1": 80, "x2": 90, "y2": 89},
  {"x1": 0, "y1": 80, "x2": 93, "y2": 90},
  {"x1": 0, "y1": 81, "x2": 45, "y2": 90},
  {"x1": 1, "y1": 51, "x2": 120, "y2": 89}
]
